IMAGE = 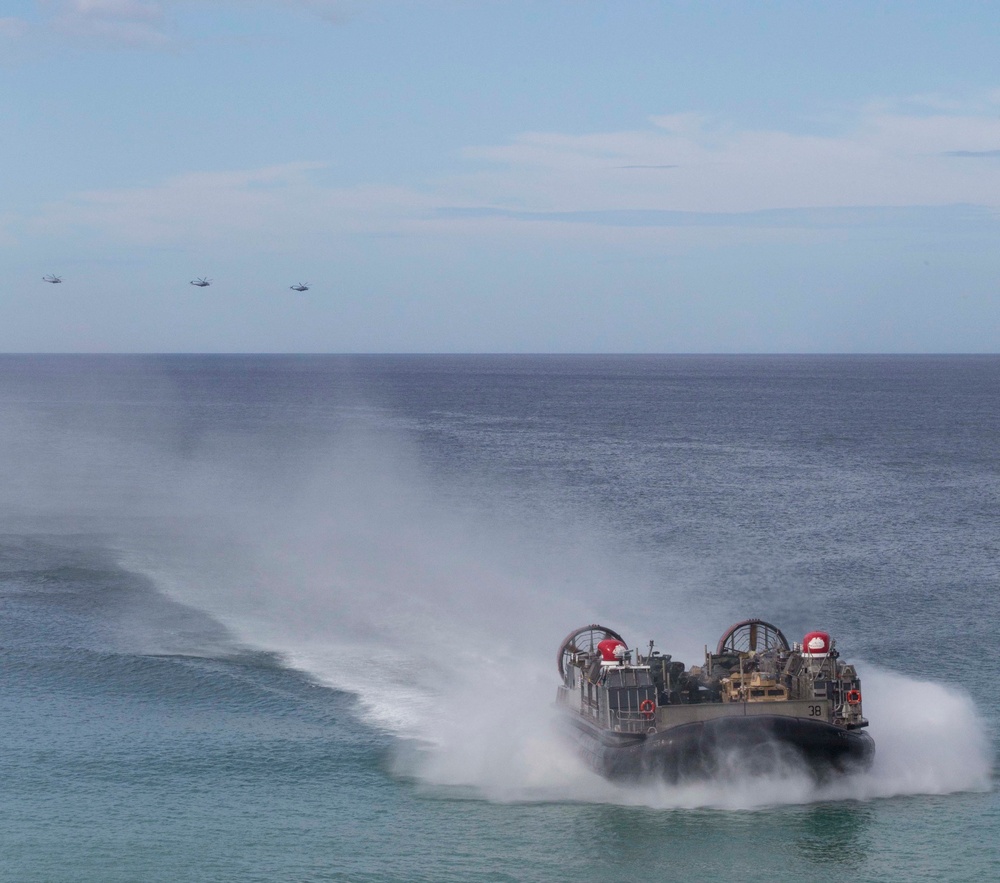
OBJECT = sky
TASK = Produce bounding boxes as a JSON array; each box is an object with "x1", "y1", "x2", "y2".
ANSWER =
[{"x1": 2, "y1": 0, "x2": 999, "y2": 353}]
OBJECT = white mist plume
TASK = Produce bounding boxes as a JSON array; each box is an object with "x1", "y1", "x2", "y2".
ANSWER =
[
  {"x1": 2, "y1": 366, "x2": 993, "y2": 810},
  {"x1": 821, "y1": 667, "x2": 993, "y2": 800},
  {"x1": 131, "y1": 424, "x2": 994, "y2": 810}
]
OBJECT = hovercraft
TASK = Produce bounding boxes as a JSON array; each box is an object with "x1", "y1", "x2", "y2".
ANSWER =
[{"x1": 556, "y1": 619, "x2": 874, "y2": 782}]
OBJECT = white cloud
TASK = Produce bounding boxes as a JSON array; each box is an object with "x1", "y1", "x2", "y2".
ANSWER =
[
  {"x1": 27, "y1": 162, "x2": 438, "y2": 251},
  {"x1": 46, "y1": 0, "x2": 171, "y2": 49},
  {"x1": 20, "y1": 101, "x2": 1000, "y2": 256},
  {"x1": 28, "y1": 0, "x2": 350, "y2": 50},
  {"x1": 70, "y1": 0, "x2": 162, "y2": 18},
  {"x1": 453, "y1": 105, "x2": 1000, "y2": 215}
]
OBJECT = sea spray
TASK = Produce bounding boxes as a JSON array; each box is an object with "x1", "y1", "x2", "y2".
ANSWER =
[
  {"x1": 820, "y1": 668, "x2": 993, "y2": 800},
  {"x1": 119, "y1": 430, "x2": 994, "y2": 809},
  {"x1": 9, "y1": 358, "x2": 991, "y2": 810}
]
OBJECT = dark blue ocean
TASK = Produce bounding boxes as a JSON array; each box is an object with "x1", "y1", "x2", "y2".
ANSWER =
[{"x1": 1, "y1": 355, "x2": 996, "y2": 882}]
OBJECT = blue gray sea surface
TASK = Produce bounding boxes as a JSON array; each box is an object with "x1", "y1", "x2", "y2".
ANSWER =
[{"x1": 0, "y1": 354, "x2": 996, "y2": 882}]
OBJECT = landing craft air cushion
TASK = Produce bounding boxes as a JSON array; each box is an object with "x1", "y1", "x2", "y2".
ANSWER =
[{"x1": 557, "y1": 619, "x2": 874, "y2": 782}]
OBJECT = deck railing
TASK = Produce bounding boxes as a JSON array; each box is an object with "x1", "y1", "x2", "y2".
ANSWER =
[{"x1": 608, "y1": 709, "x2": 656, "y2": 733}]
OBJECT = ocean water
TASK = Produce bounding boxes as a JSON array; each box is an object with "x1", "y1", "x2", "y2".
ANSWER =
[{"x1": 0, "y1": 354, "x2": 996, "y2": 882}]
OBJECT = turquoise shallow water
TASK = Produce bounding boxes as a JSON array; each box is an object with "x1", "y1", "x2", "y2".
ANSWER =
[{"x1": 0, "y1": 355, "x2": 996, "y2": 882}]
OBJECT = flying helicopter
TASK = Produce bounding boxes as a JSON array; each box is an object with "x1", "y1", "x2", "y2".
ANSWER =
[
  {"x1": 43, "y1": 275, "x2": 63, "y2": 283},
  {"x1": 289, "y1": 283, "x2": 310, "y2": 291},
  {"x1": 190, "y1": 277, "x2": 211, "y2": 287}
]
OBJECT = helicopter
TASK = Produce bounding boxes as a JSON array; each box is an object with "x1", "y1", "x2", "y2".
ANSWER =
[
  {"x1": 43, "y1": 275, "x2": 63, "y2": 283},
  {"x1": 289, "y1": 283, "x2": 310, "y2": 292},
  {"x1": 190, "y1": 277, "x2": 211, "y2": 287}
]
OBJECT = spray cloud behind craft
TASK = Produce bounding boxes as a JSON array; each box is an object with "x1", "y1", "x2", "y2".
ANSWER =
[{"x1": 0, "y1": 357, "x2": 992, "y2": 808}]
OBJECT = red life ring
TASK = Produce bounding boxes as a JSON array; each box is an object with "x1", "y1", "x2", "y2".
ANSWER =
[
  {"x1": 639, "y1": 699, "x2": 656, "y2": 719},
  {"x1": 846, "y1": 689, "x2": 862, "y2": 706}
]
